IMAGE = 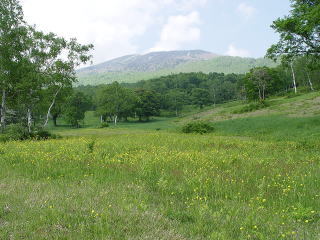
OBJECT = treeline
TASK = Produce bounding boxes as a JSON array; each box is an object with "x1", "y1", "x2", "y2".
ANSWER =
[{"x1": 76, "y1": 72, "x2": 244, "y2": 125}]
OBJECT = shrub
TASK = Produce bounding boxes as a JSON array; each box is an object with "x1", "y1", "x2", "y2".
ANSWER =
[
  {"x1": 3, "y1": 124, "x2": 30, "y2": 141},
  {"x1": 182, "y1": 121, "x2": 214, "y2": 134},
  {"x1": 285, "y1": 91, "x2": 303, "y2": 99},
  {"x1": 33, "y1": 129, "x2": 59, "y2": 140},
  {"x1": 99, "y1": 122, "x2": 109, "y2": 128},
  {"x1": 0, "y1": 124, "x2": 59, "y2": 142},
  {"x1": 233, "y1": 101, "x2": 270, "y2": 114}
]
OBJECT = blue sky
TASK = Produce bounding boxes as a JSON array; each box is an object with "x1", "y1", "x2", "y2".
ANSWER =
[{"x1": 21, "y1": 0, "x2": 291, "y2": 64}]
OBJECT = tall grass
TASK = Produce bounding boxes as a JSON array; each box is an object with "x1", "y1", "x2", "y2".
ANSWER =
[
  {"x1": 1, "y1": 132, "x2": 319, "y2": 239},
  {"x1": 213, "y1": 115, "x2": 320, "y2": 141}
]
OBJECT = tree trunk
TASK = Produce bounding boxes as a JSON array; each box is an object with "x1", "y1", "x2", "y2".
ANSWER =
[
  {"x1": 100, "y1": 115, "x2": 103, "y2": 123},
  {"x1": 175, "y1": 108, "x2": 178, "y2": 117},
  {"x1": 44, "y1": 86, "x2": 62, "y2": 127},
  {"x1": 53, "y1": 115, "x2": 58, "y2": 127},
  {"x1": 0, "y1": 89, "x2": 6, "y2": 132},
  {"x1": 306, "y1": 71, "x2": 314, "y2": 91},
  {"x1": 114, "y1": 115, "x2": 118, "y2": 126},
  {"x1": 290, "y1": 62, "x2": 297, "y2": 94},
  {"x1": 258, "y1": 88, "x2": 262, "y2": 101},
  {"x1": 27, "y1": 108, "x2": 32, "y2": 133}
]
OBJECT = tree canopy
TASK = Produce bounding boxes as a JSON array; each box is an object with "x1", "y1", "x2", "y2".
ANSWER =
[
  {"x1": 267, "y1": 0, "x2": 320, "y2": 60},
  {"x1": 0, "y1": 0, "x2": 93, "y2": 132}
]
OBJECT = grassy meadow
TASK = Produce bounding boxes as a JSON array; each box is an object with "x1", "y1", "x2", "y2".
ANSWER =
[{"x1": 1, "y1": 92, "x2": 320, "y2": 239}]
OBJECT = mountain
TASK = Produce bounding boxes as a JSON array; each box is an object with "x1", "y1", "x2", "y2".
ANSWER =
[
  {"x1": 77, "y1": 50, "x2": 277, "y2": 86},
  {"x1": 78, "y1": 50, "x2": 218, "y2": 74}
]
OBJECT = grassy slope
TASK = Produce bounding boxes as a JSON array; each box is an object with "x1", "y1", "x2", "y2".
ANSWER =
[
  {"x1": 1, "y1": 91, "x2": 320, "y2": 239},
  {"x1": 77, "y1": 56, "x2": 277, "y2": 86},
  {"x1": 52, "y1": 90, "x2": 320, "y2": 141}
]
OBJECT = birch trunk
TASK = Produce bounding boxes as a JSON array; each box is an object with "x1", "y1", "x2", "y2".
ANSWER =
[
  {"x1": 306, "y1": 71, "x2": 314, "y2": 91},
  {"x1": 290, "y1": 62, "x2": 297, "y2": 94},
  {"x1": 0, "y1": 89, "x2": 6, "y2": 132},
  {"x1": 27, "y1": 108, "x2": 32, "y2": 133},
  {"x1": 44, "y1": 86, "x2": 62, "y2": 127},
  {"x1": 114, "y1": 115, "x2": 118, "y2": 126}
]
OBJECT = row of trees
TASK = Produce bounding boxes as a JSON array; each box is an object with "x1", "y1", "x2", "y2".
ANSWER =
[
  {"x1": 95, "y1": 83, "x2": 160, "y2": 124},
  {"x1": 75, "y1": 72, "x2": 243, "y2": 125},
  {"x1": 0, "y1": 0, "x2": 93, "y2": 132}
]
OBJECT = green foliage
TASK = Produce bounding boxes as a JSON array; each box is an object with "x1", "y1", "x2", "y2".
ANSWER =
[
  {"x1": 191, "y1": 88, "x2": 211, "y2": 109},
  {"x1": 0, "y1": 0, "x2": 93, "y2": 132},
  {"x1": 135, "y1": 89, "x2": 161, "y2": 121},
  {"x1": 98, "y1": 122, "x2": 109, "y2": 128},
  {"x1": 95, "y1": 82, "x2": 138, "y2": 124},
  {"x1": 164, "y1": 89, "x2": 188, "y2": 116},
  {"x1": 243, "y1": 67, "x2": 286, "y2": 101},
  {"x1": 233, "y1": 101, "x2": 270, "y2": 114},
  {"x1": 87, "y1": 139, "x2": 95, "y2": 153},
  {"x1": 182, "y1": 121, "x2": 214, "y2": 134},
  {"x1": 32, "y1": 129, "x2": 60, "y2": 141},
  {"x1": 267, "y1": 0, "x2": 320, "y2": 60},
  {"x1": 2, "y1": 124, "x2": 30, "y2": 141},
  {"x1": 64, "y1": 92, "x2": 91, "y2": 127},
  {"x1": 0, "y1": 124, "x2": 58, "y2": 141}
]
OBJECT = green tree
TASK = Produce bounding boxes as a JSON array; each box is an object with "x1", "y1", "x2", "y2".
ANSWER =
[
  {"x1": 191, "y1": 88, "x2": 211, "y2": 109},
  {"x1": 64, "y1": 92, "x2": 91, "y2": 128},
  {"x1": 165, "y1": 89, "x2": 188, "y2": 116},
  {"x1": 267, "y1": 0, "x2": 320, "y2": 59},
  {"x1": 135, "y1": 89, "x2": 160, "y2": 121},
  {"x1": 96, "y1": 82, "x2": 138, "y2": 125},
  {"x1": 244, "y1": 67, "x2": 284, "y2": 101},
  {"x1": 0, "y1": 0, "x2": 93, "y2": 132},
  {"x1": 0, "y1": 0, "x2": 26, "y2": 131}
]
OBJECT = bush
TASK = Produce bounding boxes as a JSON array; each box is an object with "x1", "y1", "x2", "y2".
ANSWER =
[
  {"x1": 3, "y1": 124, "x2": 30, "y2": 141},
  {"x1": 285, "y1": 91, "x2": 303, "y2": 99},
  {"x1": 33, "y1": 129, "x2": 59, "y2": 140},
  {"x1": 0, "y1": 124, "x2": 59, "y2": 142},
  {"x1": 233, "y1": 101, "x2": 270, "y2": 114},
  {"x1": 98, "y1": 122, "x2": 109, "y2": 128},
  {"x1": 182, "y1": 121, "x2": 214, "y2": 134}
]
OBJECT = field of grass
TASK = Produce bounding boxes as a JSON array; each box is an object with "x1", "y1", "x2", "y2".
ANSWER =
[{"x1": 1, "y1": 91, "x2": 320, "y2": 239}]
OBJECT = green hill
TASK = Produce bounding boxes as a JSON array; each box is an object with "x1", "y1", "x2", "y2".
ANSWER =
[{"x1": 77, "y1": 55, "x2": 277, "y2": 86}]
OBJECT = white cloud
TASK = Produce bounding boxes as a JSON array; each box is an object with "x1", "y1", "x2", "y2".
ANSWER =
[
  {"x1": 226, "y1": 44, "x2": 251, "y2": 58},
  {"x1": 237, "y1": 3, "x2": 257, "y2": 19},
  {"x1": 175, "y1": 0, "x2": 208, "y2": 11},
  {"x1": 149, "y1": 11, "x2": 201, "y2": 52},
  {"x1": 20, "y1": 0, "x2": 208, "y2": 64}
]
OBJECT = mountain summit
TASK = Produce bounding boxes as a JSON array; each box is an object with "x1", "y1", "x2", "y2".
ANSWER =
[
  {"x1": 77, "y1": 50, "x2": 277, "y2": 86},
  {"x1": 78, "y1": 50, "x2": 218, "y2": 74}
]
